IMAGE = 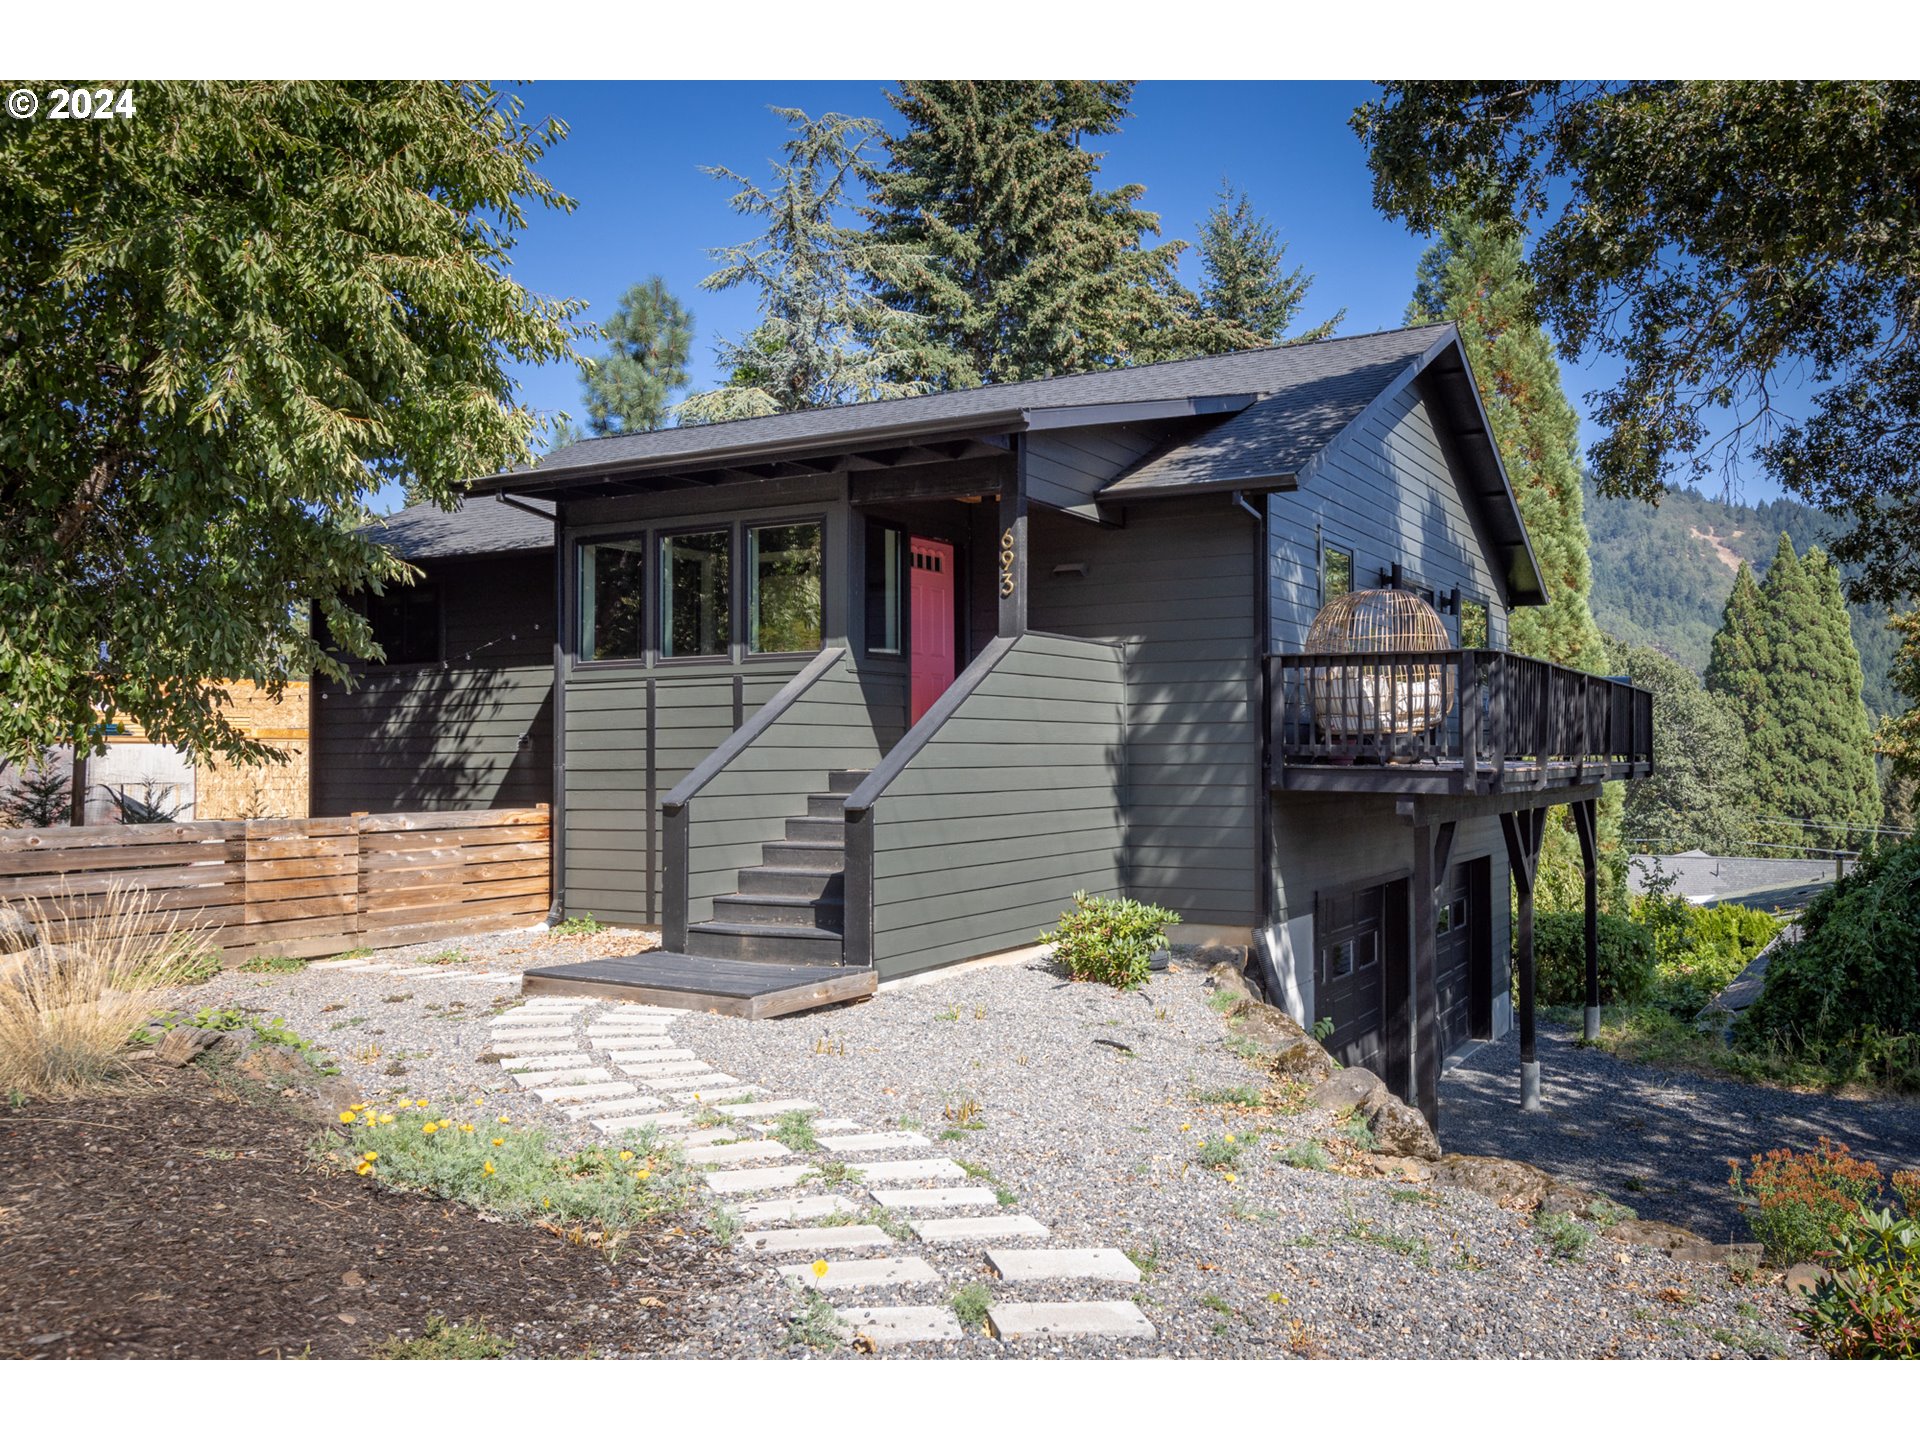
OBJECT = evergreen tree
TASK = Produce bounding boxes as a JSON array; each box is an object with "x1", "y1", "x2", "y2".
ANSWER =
[
  {"x1": 1408, "y1": 212, "x2": 1619, "y2": 905},
  {"x1": 1875, "y1": 610, "x2": 1920, "y2": 807},
  {"x1": 0, "y1": 749, "x2": 71, "y2": 828},
  {"x1": 1605, "y1": 639, "x2": 1755, "y2": 853},
  {"x1": 1705, "y1": 562, "x2": 1771, "y2": 720},
  {"x1": 583, "y1": 277, "x2": 693, "y2": 434},
  {"x1": 680, "y1": 109, "x2": 933, "y2": 423},
  {"x1": 863, "y1": 81, "x2": 1201, "y2": 385},
  {"x1": 1193, "y1": 182, "x2": 1342, "y2": 350}
]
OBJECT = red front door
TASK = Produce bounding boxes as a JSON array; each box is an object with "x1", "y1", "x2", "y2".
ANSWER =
[{"x1": 910, "y1": 537, "x2": 956, "y2": 726}]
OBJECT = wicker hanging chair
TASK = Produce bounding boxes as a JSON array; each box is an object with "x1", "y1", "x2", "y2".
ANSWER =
[{"x1": 1304, "y1": 588, "x2": 1453, "y2": 747}]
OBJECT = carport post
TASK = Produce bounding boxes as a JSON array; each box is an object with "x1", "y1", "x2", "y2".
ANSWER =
[
  {"x1": 1501, "y1": 807, "x2": 1547, "y2": 1112},
  {"x1": 1573, "y1": 797, "x2": 1601, "y2": 1043}
]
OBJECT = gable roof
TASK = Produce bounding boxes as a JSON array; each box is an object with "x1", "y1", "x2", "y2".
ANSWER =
[{"x1": 361, "y1": 496, "x2": 554, "y2": 560}]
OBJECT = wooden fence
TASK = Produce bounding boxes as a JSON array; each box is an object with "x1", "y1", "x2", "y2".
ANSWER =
[{"x1": 0, "y1": 806, "x2": 550, "y2": 962}]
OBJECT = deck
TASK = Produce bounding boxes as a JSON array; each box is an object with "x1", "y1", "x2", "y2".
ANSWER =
[{"x1": 520, "y1": 950, "x2": 876, "y2": 1018}]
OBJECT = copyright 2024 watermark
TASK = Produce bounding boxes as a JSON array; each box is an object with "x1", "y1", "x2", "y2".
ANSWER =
[{"x1": 7, "y1": 85, "x2": 138, "y2": 121}]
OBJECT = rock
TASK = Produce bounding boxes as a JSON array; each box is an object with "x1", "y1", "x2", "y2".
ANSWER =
[
  {"x1": 1195, "y1": 943, "x2": 1251, "y2": 976},
  {"x1": 235, "y1": 1044, "x2": 318, "y2": 1089},
  {"x1": 1600, "y1": 1218, "x2": 1761, "y2": 1265},
  {"x1": 1430, "y1": 1153, "x2": 1557, "y2": 1212},
  {"x1": 1359, "y1": 1154, "x2": 1434, "y2": 1182},
  {"x1": 152, "y1": 1026, "x2": 225, "y2": 1067},
  {"x1": 1205, "y1": 962, "x2": 1256, "y2": 1014},
  {"x1": 1360, "y1": 1091, "x2": 1442, "y2": 1161},
  {"x1": 1783, "y1": 1262, "x2": 1828, "y2": 1296},
  {"x1": 309, "y1": 1076, "x2": 366, "y2": 1128},
  {"x1": 1536, "y1": 1182, "x2": 1603, "y2": 1219},
  {"x1": 0, "y1": 906, "x2": 39, "y2": 955},
  {"x1": 1306, "y1": 1067, "x2": 1389, "y2": 1114}
]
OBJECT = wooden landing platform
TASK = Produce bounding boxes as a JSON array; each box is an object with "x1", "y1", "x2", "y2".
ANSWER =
[{"x1": 520, "y1": 951, "x2": 876, "y2": 1019}]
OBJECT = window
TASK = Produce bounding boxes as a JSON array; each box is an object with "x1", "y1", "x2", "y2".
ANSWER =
[
  {"x1": 864, "y1": 521, "x2": 904, "y2": 656},
  {"x1": 1322, "y1": 543, "x2": 1353, "y2": 602},
  {"x1": 660, "y1": 528, "x2": 731, "y2": 659},
  {"x1": 578, "y1": 537, "x2": 646, "y2": 661},
  {"x1": 362, "y1": 586, "x2": 440, "y2": 666},
  {"x1": 748, "y1": 521, "x2": 823, "y2": 654},
  {"x1": 1459, "y1": 597, "x2": 1490, "y2": 650}
]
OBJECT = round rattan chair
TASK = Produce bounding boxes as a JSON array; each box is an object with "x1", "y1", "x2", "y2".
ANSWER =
[{"x1": 1303, "y1": 588, "x2": 1452, "y2": 753}]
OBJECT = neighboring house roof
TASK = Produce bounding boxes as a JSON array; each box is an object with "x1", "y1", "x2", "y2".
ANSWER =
[
  {"x1": 1627, "y1": 852, "x2": 1835, "y2": 913},
  {"x1": 361, "y1": 496, "x2": 554, "y2": 560}
]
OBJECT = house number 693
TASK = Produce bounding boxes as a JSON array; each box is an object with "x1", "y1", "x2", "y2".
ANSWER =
[{"x1": 998, "y1": 528, "x2": 1018, "y2": 597}]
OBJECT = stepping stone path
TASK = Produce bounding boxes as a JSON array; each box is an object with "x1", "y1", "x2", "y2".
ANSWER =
[{"x1": 476, "y1": 991, "x2": 1157, "y2": 1351}]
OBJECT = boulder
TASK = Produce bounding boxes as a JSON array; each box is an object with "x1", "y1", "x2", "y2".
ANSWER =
[
  {"x1": 1238, "y1": 1006, "x2": 1339, "y2": 1084},
  {"x1": 1359, "y1": 1153, "x2": 1434, "y2": 1183},
  {"x1": 1783, "y1": 1262, "x2": 1829, "y2": 1297},
  {"x1": 1601, "y1": 1218, "x2": 1761, "y2": 1265},
  {"x1": 0, "y1": 906, "x2": 38, "y2": 955},
  {"x1": 1360, "y1": 1091, "x2": 1442, "y2": 1161},
  {"x1": 1306, "y1": 1067, "x2": 1389, "y2": 1114},
  {"x1": 152, "y1": 1026, "x2": 225, "y2": 1067},
  {"x1": 235, "y1": 1043, "x2": 318, "y2": 1089},
  {"x1": 1536, "y1": 1182, "x2": 1604, "y2": 1219},
  {"x1": 1430, "y1": 1153, "x2": 1557, "y2": 1212},
  {"x1": 1205, "y1": 962, "x2": 1256, "y2": 1014}
]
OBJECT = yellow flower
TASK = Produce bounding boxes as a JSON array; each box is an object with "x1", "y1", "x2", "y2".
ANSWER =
[
  {"x1": 355, "y1": 1161, "x2": 372, "y2": 1176},
  {"x1": 379, "y1": 1113, "x2": 395, "y2": 1124},
  {"x1": 362, "y1": 1151, "x2": 378, "y2": 1163},
  {"x1": 1180, "y1": 1123, "x2": 1191, "y2": 1132},
  {"x1": 338, "y1": 1111, "x2": 356, "y2": 1124},
  {"x1": 492, "y1": 1137, "x2": 505, "y2": 1147},
  {"x1": 483, "y1": 1160, "x2": 496, "y2": 1176},
  {"x1": 472, "y1": 1096, "x2": 484, "y2": 1106},
  {"x1": 634, "y1": 1168, "x2": 650, "y2": 1181},
  {"x1": 619, "y1": 1150, "x2": 634, "y2": 1161},
  {"x1": 460, "y1": 1123, "x2": 475, "y2": 1134},
  {"x1": 811, "y1": 1260, "x2": 829, "y2": 1278},
  {"x1": 497, "y1": 1115, "x2": 511, "y2": 1124},
  {"x1": 1224, "y1": 1134, "x2": 1235, "y2": 1143},
  {"x1": 423, "y1": 1122, "x2": 438, "y2": 1134},
  {"x1": 1224, "y1": 1172, "x2": 1238, "y2": 1185}
]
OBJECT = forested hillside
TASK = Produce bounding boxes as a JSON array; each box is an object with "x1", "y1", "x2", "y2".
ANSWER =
[{"x1": 1585, "y1": 481, "x2": 1899, "y2": 718}]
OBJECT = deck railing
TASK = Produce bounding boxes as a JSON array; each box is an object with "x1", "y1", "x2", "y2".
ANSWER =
[{"x1": 1267, "y1": 649, "x2": 1653, "y2": 793}]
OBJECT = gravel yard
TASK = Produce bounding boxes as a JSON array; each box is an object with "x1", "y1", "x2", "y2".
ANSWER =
[
  {"x1": 1441, "y1": 1024, "x2": 1920, "y2": 1239},
  {"x1": 171, "y1": 932, "x2": 1815, "y2": 1359}
]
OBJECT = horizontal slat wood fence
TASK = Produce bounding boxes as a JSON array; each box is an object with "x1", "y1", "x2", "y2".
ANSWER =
[{"x1": 0, "y1": 806, "x2": 550, "y2": 962}]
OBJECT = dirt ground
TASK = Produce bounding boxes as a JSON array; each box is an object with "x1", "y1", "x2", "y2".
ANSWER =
[{"x1": 0, "y1": 1067, "x2": 737, "y2": 1359}]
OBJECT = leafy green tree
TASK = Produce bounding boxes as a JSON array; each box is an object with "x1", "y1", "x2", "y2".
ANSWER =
[
  {"x1": 864, "y1": 81, "x2": 1200, "y2": 385},
  {"x1": 0, "y1": 81, "x2": 585, "y2": 766},
  {"x1": 679, "y1": 109, "x2": 933, "y2": 423},
  {"x1": 1193, "y1": 182, "x2": 1342, "y2": 350},
  {"x1": 1407, "y1": 212, "x2": 1618, "y2": 905},
  {"x1": 583, "y1": 277, "x2": 693, "y2": 434},
  {"x1": 1353, "y1": 81, "x2": 1920, "y2": 606},
  {"x1": 1606, "y1": 639, "x2": 1755, "y2": 853},
  {"x1": 1876, "y1": 611, "x2": 1920, "y2": 806}
]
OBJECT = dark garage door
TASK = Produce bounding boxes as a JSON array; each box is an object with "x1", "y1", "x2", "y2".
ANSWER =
[
  {"x1": 1434, "y1": 867, "x2": 1472, "y2": 1056},
  {"x1": 1317, "y1": 885, "x2": 1386, "y2": 1074}
]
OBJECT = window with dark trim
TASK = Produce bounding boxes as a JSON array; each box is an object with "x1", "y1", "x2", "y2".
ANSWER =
[
  {"x1": 1322, "y1": 543, "x2": 1353, "y2": 603},
  {"x1": 578, "y1": 536, "x2": 646, "y2": 661},
  {"x1": 864, "y1": 520, "x2": 904, "y2": 656},
  {"x1": 748, "y1": 521, "x2": 823, "y2": 654},
  {"x1": 660, "y1": 527, "x2": 731, "y2": 659},
  {"x1": 320, "y1": 587, "x2": 442, "y2": 666}
]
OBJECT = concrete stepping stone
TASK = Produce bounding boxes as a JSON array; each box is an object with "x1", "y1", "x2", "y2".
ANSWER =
[
  {"x1": 622, "y1": 1058, "x2": 710, "y2": 1077},
  {"x1": 739, "y1": 1225, "x2": 892, "y2": 1254},
  {"x1": 564, "y1": 1095, "x2": 665, "y2": 1120},
  {"x1": 486, "y1": 1034, "x2": 578, "y2": 1052},
  {"x1": 497, "y1": 1052, "x2": 592, "y2": 1072},
  {"x1": 714, "y1": 1098, "x2": 817, "y2": 1119},
  {"x1": 521, "y1": 998, "x2": 594, "y2": 1007},
  {"x1": 987, "y1": 1248, "x2": 1140, "y2": 1283},
  {"x1": 751, "y1": 1116, "x2": 860, "y2": 1135},
  {"x1": 593, "y1": 1113, "x2": 719, "y2": 1136},
  {"x1": 593, "y1": 1038, "x2": 682, "y2": 1054},
  {"x1": 534, "y1": 1080, "x2": 637, "y2": 1103},
  {"x1": 511, "y1": 1067, "x2": 611, "y2": 1088},
  {"x1": 335, "y1": 963, "x2": 394, "y2": 973},
  {"x1": 308, "y1": 957, "x2": 374, "y2": 970},
  {"x1": 635, "y1": 1071, "x2": 733, "y2": 1092},
  {"x1": 390, "y1": 964, "x2": 461, "y2": 977},
  {"x1": 818, "y1": 1131, "x2": 932, "y2": 1154},
  {"x1": 987, "y1": 1302, "x2": 1155, "y2": 1342},
  {"x1": 598, "y1": 1110, "x2": 718, "y2": 1132},
  {"x1": 909, "y1": 1215, "x2": 1049, "y2": 1243},
  {"x1": 868, "y1": 1186, "x2": 1001, "y2": 1211},
  {"x1": 683, "y1": 1139, "x2": 788, "y2": 1165},
  {"x1": 669, "y1": 1084, "x2": 763, "y2": 1104},
  {"x1": 703, "y1": 1165, "x2": 812, "y2": 1195},
  {"x1": 851, "y1": 1158, "x2": 967, "y2": 1185},
  {"x1": 732, "y1": 1194, "x2": 858, "y2": 1226},
  {"x1": 835, "y1": 1306, "x2": 963, "y2": 1347},
  {"x1": 779, "y1": 1257, "x2": 941, "y2": 1291},
  {"x1": 602, "y1": 1004, "x2": 688, "y2": 1016},
  {"x1": 490, "y1": 1017, "x2": 577, "y2": 1031}
]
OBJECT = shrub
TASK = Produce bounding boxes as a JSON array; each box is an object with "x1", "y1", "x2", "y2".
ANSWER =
[
  {"x1": 1728, "y1": 1138, "x2": 1885, "y2": 1266},
  {"x1": 553, "y1": 913, "x2": 603, "y2": 936},
  {"x1": 1527, "y1": 910, "x2": 1655, "y2": 1006},
  {"x1": 238, "y1": 953, "x2": 306, "y2": 974},
  {"x1": 374, "y1": 1313, "x2": 516, "y2": 1359},
  {"x1": 1796, "y1": 1203, "x2": 1920, "y2": 1359},
  {"x1": 1642, "y1": 901, "x2": 1782, "y2": 1015},
  {"x1": 0, "y1": 887, "x2": 213, "y2": 1098},
  {"x1": 1037, "y1": 891, "x2": 1179, "y2": 991},
  {"x1": 1742, "y1": 839, "x2": 1920, "y2": 1062}
]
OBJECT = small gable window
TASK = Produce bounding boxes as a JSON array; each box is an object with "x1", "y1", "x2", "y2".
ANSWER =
[
  {"x1": 1322, "y1": 543, "x2": 1353, "y2": 603},
  {"x1": 361, "y1": 586, "x2": 440, "y2": 666}
]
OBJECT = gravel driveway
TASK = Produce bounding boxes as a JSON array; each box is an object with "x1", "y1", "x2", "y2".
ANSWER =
[{"x1": 1440, "y1": 1024, "x2": 1920, "y2": 1238}]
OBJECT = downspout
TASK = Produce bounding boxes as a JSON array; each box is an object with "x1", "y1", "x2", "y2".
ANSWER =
[
  {"x1": 496, "y1": 493, "x2": 567, "y2": 927},
  {"x1": 1233, "y1": 491, "x2": 1286, "y2": 1006}
]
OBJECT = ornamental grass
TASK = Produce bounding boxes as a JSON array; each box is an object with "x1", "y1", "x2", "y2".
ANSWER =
[{"x1": 0, "y1": 886, "x2": 214, "y2": 1099}]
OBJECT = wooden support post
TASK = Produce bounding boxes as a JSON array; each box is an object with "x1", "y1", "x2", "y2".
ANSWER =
[
  {"x1": 1572, "y1": 796, "x2": 1600, "y2": 1043},
  {"x1": 998, "y1": 441, "x2": 1028, "y2": 638},
  {"x1": 1501, "y1": 806, "x2": 1548, "y2": 1112},
  {"x1": 1411, "y1": 819, "x2": 1458, "y2": 1128}
]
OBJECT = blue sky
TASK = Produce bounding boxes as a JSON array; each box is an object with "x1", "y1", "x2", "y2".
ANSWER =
[{"x1": 479, "y1": 80, "x2": 1783, "y2": 506}]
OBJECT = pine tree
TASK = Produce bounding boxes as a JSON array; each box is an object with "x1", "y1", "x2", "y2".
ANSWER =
[
  {"x1": 864, "y1": 81, "x2": 1201, "y2": 385},
  {"x1": 583, "y1": 277, "x2": 693, "y2": 435},
  {"x1": 1, "y1": 749, "x2": 71, "y2": 828},
  {"x1": 1408, "y1": 212, "x2": 1619, "y2": 905},
  {"x1": 680, "y1": 109, "x2": 934, "y2": 423},
  {"x1": 1193, "y1": 182, "x2": 1342, "y2": 350},
  {"x1": 1705, "y1": 562, "x2": 1771, "y2": 720}
]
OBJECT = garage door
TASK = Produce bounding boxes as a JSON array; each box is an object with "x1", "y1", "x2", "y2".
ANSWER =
[
  {"x1": 1434, "y1": 867, "x2": 1472, "y2": 1056},
  {"x1": 1317, "y1": 885, "x2": 1386, "y2": 1074}
]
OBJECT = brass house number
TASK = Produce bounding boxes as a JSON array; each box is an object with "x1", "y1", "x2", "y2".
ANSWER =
[{"x1": 998, "y1": 527, "x2": 1018, "y2": 598}]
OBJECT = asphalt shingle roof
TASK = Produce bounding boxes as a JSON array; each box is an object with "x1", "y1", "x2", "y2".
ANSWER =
[
  {"x1": 360, "y1": 496, "x2": 554, "y2": 559},
  {"x1": 516, "y1": 323, "x2": 1454, "y2": 483}
]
